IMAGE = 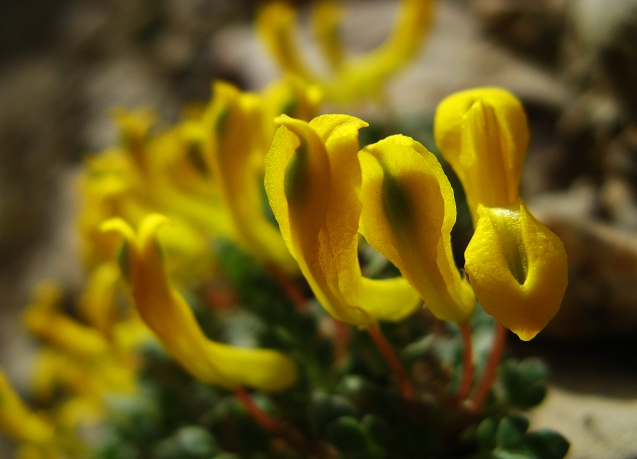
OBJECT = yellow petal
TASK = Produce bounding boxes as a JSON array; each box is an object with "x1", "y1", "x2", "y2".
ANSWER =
[
  {"x1": 325, "y1": 0, "x2": 435, "y2": 103},
  {"x1": 0, "y1": 369, "x2": 55, "y2": 445},
  {"x1": 265, "y1": 115, "x2": 420, "y2": 326},
  {"x1": 203, "y1": 81, "x2": 297, "y2": 274},
  {"x1": 23, "y1": 282, "x2": 110, "y2": 359},
  {"x1": 102, "y1": 215, "x2": 298, "y2": 391},
  {"x1": 256, "y1": 1, "x2": 315, "y2": 81},
  {"x1": 78, "y1": 262, "x2": 120, "y2": 337},
  {"x1": 359, "y1": 135, "x2": 475, "y2": 322},
  {"x1": 464, "y1": 201, "x2": 568, "y2": 340},
  {"x1": 311, "y1": 0, "x2": 344, "y2": 71},
  {"x1": 112, "y1": 107, "x2": 156, "y2": 174},
  {"x1": 434, "y1": 87, "x2": 529, "y2": 223}
]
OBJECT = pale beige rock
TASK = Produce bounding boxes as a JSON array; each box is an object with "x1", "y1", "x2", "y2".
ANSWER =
[
  {"x1": 530, "y1": 186, "x2": 637, "y2": 336},
  {"x1": 530, "y1": 386, "x2": 637, "y2": 459}
]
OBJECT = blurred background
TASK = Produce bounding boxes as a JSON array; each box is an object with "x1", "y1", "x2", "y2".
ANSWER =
[{"x1": 1, "y1": 0, "x2": 636, "y2": 457}]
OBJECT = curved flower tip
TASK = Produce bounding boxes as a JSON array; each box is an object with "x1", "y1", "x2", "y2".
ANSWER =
[
  {"x1": 359, "y1": 135, "x2": 475, "y2": 323},
  {"x1": 257, "y1": 1, "x2": 313, "y2": 81},
  {"x1": 265, "y1": 115, "x2": 420, "y2": 326},
  {"x1": 434, "y1": 87, "x2": 529, "y2": 222},
  {"x1": 464, "y1": 202, "x2": 568, "y2": 340},
  {"x1": 23, "y1": 281, "x2": 110, "y2": 359},
  {"x1": 102, "y1": 214, "x2": 298, "y2": 391},
  {"x1": 0, "y1": 369, "x2": 55, "y2": 445}
]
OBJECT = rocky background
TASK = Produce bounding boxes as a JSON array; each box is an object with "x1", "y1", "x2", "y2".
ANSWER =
[{"x1": 1, "y1": 0, "x2": 636, "y2": 457}]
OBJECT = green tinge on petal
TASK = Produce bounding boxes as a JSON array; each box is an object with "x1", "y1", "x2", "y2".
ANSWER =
[
  {"x1": 465, "y1": 201, "x2": 568, "y2": 340},
  {"x1": 359, "y1": 135, "x2": 475, "y2": 322},
  {"x1": 434, "y1": 87, "x2": 529, "y2": 223},
  {"x1": 265, "y1": 116, "x2": 420, "y2": 326},
  {"x1": 102, "y1": 215, "x2": 298, "y2": 391}
]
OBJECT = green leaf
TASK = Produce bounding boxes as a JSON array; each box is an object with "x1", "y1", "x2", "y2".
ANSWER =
[
  {"x1": 496, "y1": 415, "x2": 529, "y2": 449},
  {"x1": 524, "y1": 430, "x2": 570, "y2": 459},
  {"x1": 476, "y1": 418, "x2": 498, "y2": 451},
  {"x1": 361, "y1": 414, "x2": 392, "y2": 448},
  {"x1": 499, "y1": 359, "x2": 548, "y2": 409},
  {"x1": 326, "y1": 416, "x2": 368, "y2": 454},
  {"x1": 308, "y1": 393, "x2": 358, "y2": 438}
]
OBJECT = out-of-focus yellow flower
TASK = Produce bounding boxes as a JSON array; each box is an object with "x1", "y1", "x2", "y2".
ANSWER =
[
  {"x1": 112, "y1": 107, "x2": 156, "y2": 174},
  {"x1": 265, "y1": 115, "x2": 420, "y2": 326},
  {"x1": 358, "y1": 135, "x2": 475, "y2": 322},
  {"x1": 434, "y1": 87, "x2": 529, "y2": 224},
  {"x1": 434, "y1": 87, "x2": 568, "y2": 339},
  {"x1": 260, "y1": 76, "x2": 323, "y2": 150},
  {"x1": 23, "y1": 282, "x2": 110, "y2": 359},
  {"x1": 102, "y1": 214, "x2": 298, "y2": 392},
  {"x1": 257, "y1": 0, "x2": 435, "y2": 104},
  {"x1": 201, "y1": 81, "x2": 298, "y2": 273},
  {"x1": 464, "y1": 202, "x2": 568, "y2": 340},
  {"x1": 0, "y1": 369, "x2": 54, "y2": 446}
]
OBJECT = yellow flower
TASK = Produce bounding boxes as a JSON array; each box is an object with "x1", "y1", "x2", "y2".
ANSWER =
[
  {"x1": 260, "y1": 76, "x2": 323, "y2": 151},
  {"x1": 0, "y1": 369, "x2": 54, "y2": 446},
  {"x1": 434, "y1": 87, "x2": 568, "y2": 339},
  {"x1": 257, "y1": 0, "x2": 435, "y2": 104},
  {"x1": 201, "y1": 81, "x2": 298, "y2": 273},
  {"x1": 434, "y1": 87, "x2": 530, "y2": 224},
  {"x1": 23, "y1": 282, "x2": 110, "y2": 359},
  {"x1": 265, "y1": 115, "x2": 420, "y2": 327},
  {"x1": 112, "y1": 107, "x2": 156, "y2": 175},
  {"x1": 464, "y1": 202, "x2": 568, "y2": 340},
  {"x1": 102, "y1": 214, "x2": 298, "y2": 392},
  {"x1": 358, "y1": 135, "x2": 475, "y2": 322}
]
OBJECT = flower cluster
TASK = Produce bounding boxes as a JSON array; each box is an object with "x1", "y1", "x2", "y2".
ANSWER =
[{"x1": 0, "y1": 1, "x2": 569, "y2": 458}]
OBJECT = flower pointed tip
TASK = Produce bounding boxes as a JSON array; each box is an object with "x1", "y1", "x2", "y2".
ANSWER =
[
  {"x1": 100, "y1": 217, "x2": 134, "y2": 240},
  {"x1": 512, "y1": 328, "x2": 539, "y2": 342}
]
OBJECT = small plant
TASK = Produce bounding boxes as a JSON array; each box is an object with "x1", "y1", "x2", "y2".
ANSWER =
[{"x1": 0, "y1": 1, "x2": 569, "y2": 458}]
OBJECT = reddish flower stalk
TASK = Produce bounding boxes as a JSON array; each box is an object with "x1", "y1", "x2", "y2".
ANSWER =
[
  {"x1": 367, "y1": 322, "x2": 415, "y2": 402},
  {"x1": 469, "y1": 322, "x2": 506, "y2": 412},
  {"x1": 455, "y1": 321, "x2": 474, "y2": 403}
]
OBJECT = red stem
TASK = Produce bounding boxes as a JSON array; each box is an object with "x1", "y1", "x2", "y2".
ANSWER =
[
  {"x1": 234, "y1": 387, "x2": 330, "y2": 455},
  {"x1": 469, "y1": 322, "x2": 506, "y2": 412},
  {"x1": 455, "y1": 321, "x2": 474, "y2": 403},
  {"x1": 368, "y1": 322, "x2": 415, "y2": 402},
  {"x1": 266, "y1": 263, "x2": 308, "y2": 311}
]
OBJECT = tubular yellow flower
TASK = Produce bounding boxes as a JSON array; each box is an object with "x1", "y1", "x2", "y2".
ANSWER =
[
  {"x1": 202, "y1": 81, "x2": 297, "y2": 274},
  {"x1": 465, "y1": 202, "x2": 568, "y2": 341},
  {"x1": 358, "y1": 135, "x2": 475, "y2": 322},
  {"x1": 434, "y1": 87, "x2": 568, "y2": 339},
  {"x1": 78, "y1": 262, "x2": 120, "y2": 338},
  {"x1": 0, "y1": 369, "x2": 54, "y2": 446},
  {"x1": 112, "y1": 107, "x2": 156, "y2": 175},
  {"x1": 23, "y1": 282, "x2": 110, "y2": 359},
  {"x1": 102, "y1": 214, "x2": 298, "y2": 392},
  {"x1": 257, "y1": 0, "x2": 435, "y2": 104},
  {"x1": 265, "y1": 115, "x2": 421, "y2": 326},
  {"x1": 260, "y1": 76, "x2": 323, "y2": 146},
  {"x1": 434, "y1": 87, "x2": 529, "y2": 224}
]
